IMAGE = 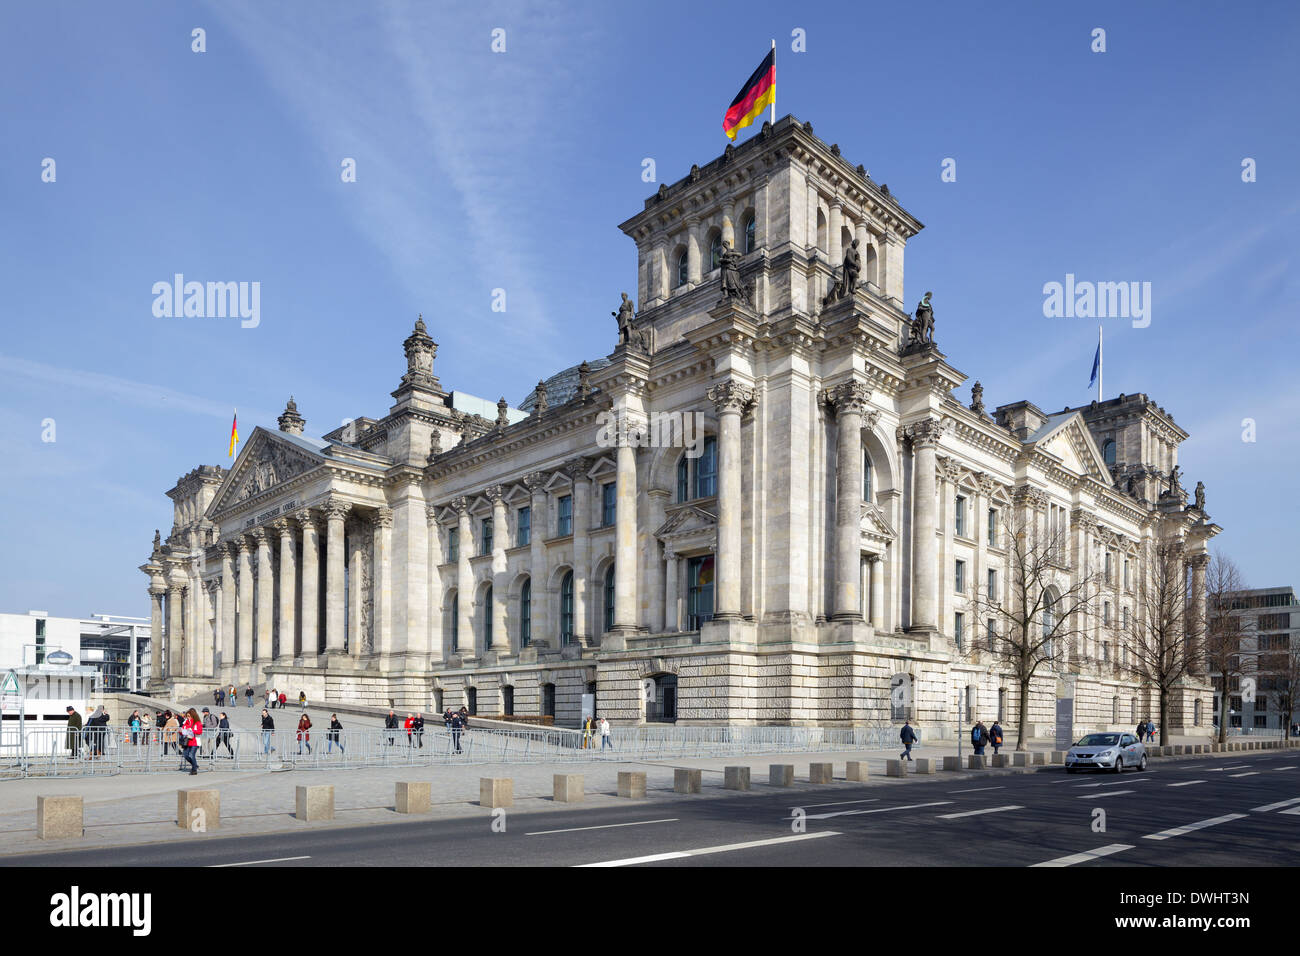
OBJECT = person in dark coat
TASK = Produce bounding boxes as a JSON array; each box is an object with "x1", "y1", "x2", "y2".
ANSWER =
[
  {"x1": 85, "y1": 706, "x2": 110, "y2": 757},
  {"x1": 442, "y1": 709, "x2": 453, "y2": 729},
  {"x1": 260, "y1": 709, "x2": 276, "y2": 753},
  {"x1": 327, "y1": 714, "x2": 344, "y2": 754},
  {"x1": 899, "y1": 720, "x2": 917, "y2": 761},
  {"x1": 971, "y1": 721, "x2": 987, "y2": 756},
  {"x1": 413, "y1": 713, "x2": 425, "y2": 749},
  {"x1": 449, "y1": 711, "x2": 464, "y2": 754},
  {"x1": 214, "y1": 712, "x2": 235, "y2": 756},
  {"x1": 384, "y1": 710, "x2": 399, "y2": 746},
  {"x1": 65, "y1": 706, "x2": 83, "y2": 758},
  {"x1": 989, "y1": 721, "x2": 1004, "y2": 756}
]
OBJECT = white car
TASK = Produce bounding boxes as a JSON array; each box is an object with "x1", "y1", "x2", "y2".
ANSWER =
[{"x1": 1065, "y1": 732, "x2": 1147, "y2": 773}]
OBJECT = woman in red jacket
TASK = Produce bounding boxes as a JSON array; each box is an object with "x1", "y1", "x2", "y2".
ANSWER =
[
  {"x1": 180, "y1": 708, "x2": 202, "y2": 775},
  {"x1": 296, "y1": 712, "x2": 313, "y2": 755},
  {"x1": 403, "y1": 713, "x2": 415, "y2": 748}
]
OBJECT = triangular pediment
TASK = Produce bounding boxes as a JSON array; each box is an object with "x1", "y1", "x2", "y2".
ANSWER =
[
  {"x1": 1034, "y1": 414, "x2": 1110, "y2": 481},
  {"x1": 208, "y1": 428, "x2": 327, "y2": 516},
  {"x1": 860, "y1": 502, "x2": 897, "y2": 540},
  {"x1": 654, "y1": 505, "x2": 717, "y2": 539}
]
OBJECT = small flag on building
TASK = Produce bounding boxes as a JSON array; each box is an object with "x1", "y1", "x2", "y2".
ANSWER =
[
  {"x1": 723, "y1": 47, "x2": 775, "y2": 141},
  {"x1": 228, "y1": 410, "x2": 239, "y2": 458},
  {"x1": 1088, "y1": 325, "x2": 1102, "y2": 399}
]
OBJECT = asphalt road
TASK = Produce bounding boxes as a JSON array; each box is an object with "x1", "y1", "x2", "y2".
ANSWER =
[{"x1": 5, "y1": 752, "x2": 1298, "y2": 867}]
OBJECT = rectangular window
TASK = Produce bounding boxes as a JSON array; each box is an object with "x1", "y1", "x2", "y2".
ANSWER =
[
  {"x1": 955, "y1": 495, "x2": 967, "y2": 537},
  {"x1": 987, "y1": 569, "x2": 997, "y2": 603},
  {"x1": 695, "y1": 436, "x2": 717, "y2": 498},
  {"x1": 557, "y1": 495, "x2": 572, "y2": 536},
  {"x1": 601, "y1": 482, "x2": 616, "y2": 527},
  {"x1": 35, "y1": 618, "x2": 46, "y2": 665},
  {"x1": 955, "y1": 559, "x2": 965, "y2": 594},
  {"x1": 677, "y1": 457, "x2": 689, "y2": 502},
  {"x1": 1123, "y1": 559, "x2": 1130, "y2": 590},
  {"x1": 862, "y1": 449, "x2": 872, "y2": 501},
  {"x1": 516, "y1": 506, "x2": 530, "y2": 547},
  {"x1": 987, "y1": 508, "x2": 998, "y2": 546},
  {"x1": 447, "y1": 528, "x2": 459, "y2": 563},
  {"x1": 481, "y1": 517, "x2": 493, "y2": 555},
  {"x1": 986, "y1": 619, "x2": 996, "y2": 651},
  {"x1": 954, "y1": 612, "x2": 965, "y2": 649},
  {"x1": 1103, "y1": 642, "x2": 1110, "y2": 663},
  {"x1": 1254, "y1": 714, "x2": 1268, "y2": 728},
  {"x1": 1105, "y1": 551, "x2": 1113, "y2": 584},
  {"x1": 687, "y1": 555, "x2": 715, "y2": 630}
]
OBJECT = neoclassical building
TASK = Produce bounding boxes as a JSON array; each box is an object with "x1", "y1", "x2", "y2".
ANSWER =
[{"x1": 141, "y1": 115, "x2": 1217, "y2": 735}]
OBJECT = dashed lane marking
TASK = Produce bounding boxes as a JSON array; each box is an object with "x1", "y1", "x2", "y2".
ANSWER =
[
  {"x1": 936, "y1": 805, "x2": 1023, "y2": 819},
  {"x1": 1142, "y1": 814, "x2": 1248, "y2": 841},
  {"x1": 1077, "y1": 790, "x2": 1134, "y2": 799},
  {"x1": 1031, "y1": 844, "x2": 1134, "y2": 867},
  {"x1": 804, "y1": 800, "x2": 953, "y2": 821},
  {"x1": 575, "y1": 831, "x2": 839, "y2": 867},
  {"x1": 947, "y1": 787, "x2": 1005, "y2": 794},
  {"x1": 209, "y1": 856, "x2": 311, "y2": 867},
  {"x1": 1250, "y1": 797, "x2": 1300, "y2": 813},
  {"x1": 1167, "y1": 781, "x2": 1205, "y2": 787},
  {"x1": 1230, "y1": 772, "x2": 1261, "y2": 778},
  {"x1": 527, "y1": 818, "x2": 679, "y2": 836}
]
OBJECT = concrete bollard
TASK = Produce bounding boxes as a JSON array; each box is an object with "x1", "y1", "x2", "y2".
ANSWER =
[
  {"x1": 177, "y1": 789, "x2": 220, "y2": 831},
  {"x1": 968, "y1": 755, "x2": 985, "y2": 770},
  {"x1": 809, "y1": 762, "x2": 834, "y2": 785},
  {"x1": 396, "y1": 781, "x2": 431, "y2": 814},
  {"x1": 914, "y1": 758, "x2": 936, "y2": 775},
  {"x1": 847, "y1": 760, "x2": 871, "y2": 781},
  {"x1": 554, "y1": 773, "x2": 585, "y2": 803},
  {"x1": 617, "y1": 771, "x2": 646, "y2": 799},
  {"x1": 769, "y1": 764, "x2": 794, "y2": 787},
  {"x1": 1172, "y1": 745, "x2": 1185, "y2": 755},
  {"x1": 1010, "y1": 753, "x2": 1030, "y2": 768},
  {"x1": 1031, "y1": 752, "x2": 1046, "y2": 765},
  {"x1": 37, "y1": 795, "x2": 83, "y2": 840},
  {"x1": 886, "y1": 758, "x2": 908, "y2": 777},
  {"x1": 724, "y1": 766, "x2": 751, "y2": 791},
  {"x1": 479, "y1": 777, "x2": 513, "y2": 809},
  {"x1": 1048, "y1": 751, "x2": 1067, "y2": 764},
  {"x1": 295, "y1": 785, "x2": 334, "y2": 821},
  {"x1": 993, "y1": 754, "x2": 1014, "y2": 768},
  {"x1": 942, "y1": 755, "x2": 963, "y2": 772},
  {"x1": 674, "y1": 769, "x2": 701, "y2": 794}
]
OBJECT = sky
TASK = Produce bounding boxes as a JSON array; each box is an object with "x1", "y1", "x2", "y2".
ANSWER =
[{"x1": 1, "y1": 0, "x2": 1297, "y2": 617}]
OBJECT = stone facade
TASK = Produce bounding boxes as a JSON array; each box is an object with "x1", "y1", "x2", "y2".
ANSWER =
[{"x1": 141, "y1": 115, "x2": 1217, "y2": 738}]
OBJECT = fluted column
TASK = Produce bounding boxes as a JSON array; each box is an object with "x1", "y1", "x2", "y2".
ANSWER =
[
  {"x1": 708, "y1": 380, "x2": 756, "y2": 621},
  {"x1": 827, "y1": 381, "x2": 870, "y2": 622},
  {"x1": 298, "y1": 512, "x2": 320, "y2": 662},
  {"x1": 486, "y1": 489, "x2": 509, "y2": 652},
  {"x1": 524, "y1": 474, "x2": 550, "y2": 646},
  {"x1": 664, "y1": 547, "x2": 680, "y2": 632},
  {"x1": 203, "y1": 581, "x2": 217, "y2": 678},
  {"x1": 1189, "y1": 552, "x2": 1209, "y2": 674},
  {"x1": 166, "y1": 576, "x2": 185, "y2": 679},
  {"x1": 425, "y1": 506, "x2": 444, "y2": 663},
  {"x1": 253, "y1": 528, "x2": 273, "y2": 673},
  {"x1": 454, "y1": 497, "x2": 474, "y2": 657},
  {"x1": 373, "y1": 507, "x2": 393, "y2": 662},
  {"x1": 569, "y1": 464, "x2": 591, "y2": 642},
  {"x1": 647, "y1": 489, "x2": 669, "y2": 632},
  {"x1": 905, "y1": 419, "x2": 946, "y2": 631},
  {"x1": 274, "y1": 519, "x2": 296, "y2": 665},
  {"x1": 869, "y1": 553, "x2": 886, "y2": 629},
  {"x1": 148, "y1": 581, "x2": 166, "y2": 684},
  {"x1": 323, "y1": 498, "x2": 350, "y2": 657},
  {"x1": 237, "y1": 537, "x2": 254, "y2": 678},
  {"x1": 686, "y1": 216, "x2": 702, "y2": 286},
  {"x1": 218, "y1": 548, "x2": 234, "y2": 678},
  {"x1": 611, "y1": 431, "x2": 639, "y2": 632}
]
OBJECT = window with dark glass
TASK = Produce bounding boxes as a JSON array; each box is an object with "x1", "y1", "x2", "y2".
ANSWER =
[
  {"x1": 560, "y1": 571, "x2": 574, "y2": 645},
  {"x1": 520, "y1": 579, "x2": 531, "y2": 647},
  {"x1": 687, "y1": 555, "x2": 715, "y2": 630},
  {"x1": 862, "y1": 449, "x2": 873, "y2": 501},
  {"x1": 987, "y1": 508, "x2": 998, "y2": 546},
  {"x1": 604, "y1": 564, "x2": 616, "y2": 633},
  {"x1": 676, "y1": 250, "x2": 688, "y2": 287},
  {"x1": 447, "y1": 528, "x2": 459, "y2": 563},
  {"x1": 601, "y1": 482, "x2": 616, "y2": 527},
  {"x1": 955, "y1": 559, "x2": 965, "y2": 593},
  {"x1": 450, "y1": 594, "x2": 459, "y2": 651},
  {"x1": 557, "y1": 495, "x2": 572, "y2": 536},
  {"x1": 517, "y1": 506, "x2": 530, "y2": 547},
  {"x1": 695, "y1": 436, "x2": 717, "y2": 498},
  {"x1": 955, "y1": 495, "x2": 967, "y2": 537},
  {"x1": 503, "y1": 686, "x2": 514, "y2": 716},
  {"x1": 1102, "y1": 439, "x2": 1116, "y2": 466},
  {"x1": 484, "y1": 585, "x2": 493, "y2": 648},
  {"x1": 709, "y1": 232, "x2": 722, "y2": 271},
  {"x1": 677, "y1": 456, "x2": 689, "y2": 502},
  {"x1": 481, "y1": 517, "x2": 493, "y2": 555},
  {"x1": 743, "y1": 215, "x2": 756, "y2": 254}
]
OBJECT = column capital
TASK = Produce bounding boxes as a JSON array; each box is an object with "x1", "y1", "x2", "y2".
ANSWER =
[
  {"x1": 322, "y1": 497, "x2": 352, "y2": 522},
  {"x1": 562, "y1": 458, "x2": 593, "y2": 483},
  {"x1": 296, "y1": 509, "x2": 321, "y2": 534},
  {"x1": 425, "y1": 503, "x2": 441, "y2": 526},
  {"x1": 234, "y1": 535, "x2": 253, "y2": 554},
  {"x1": 823, "y1": 380, "x2": 872, "y2": 415},
  {"x1": 1012, "y1": 483, "x2": 1049, "y2": 512},
  {"x1": 899, "y1": 417, "x2": 948, "y2": 450},
  {"x1": 935, "y1": 454, "x2": 962, "y2": 484},
  {"x1": 483, "y1": 485, "x2": 506, "y2": 505},
  {"x1": 272, "y1": 517, "x2": 295, "y2": 537},
  {"x1": 374, "y1": 506, "x2": 394, "y2": 529},
  {"x1": 450, "y1": 495, "x2": 471, "y2": 517},
  {"x1": 149, "y1": 584, "x2": 167, "y2": 597},
  {"x1": 522, "y1": 471, "x2": 548, "y2": 492},
  {"x1": 248, "y1": 527, "x2": 270, "y2": 546},
  {"x1": 1187, "y1": 552, "x2": 1210, "y2": 570},
  {"x1": 707, "y1": 379, "x2": 757, "y2": 415}
]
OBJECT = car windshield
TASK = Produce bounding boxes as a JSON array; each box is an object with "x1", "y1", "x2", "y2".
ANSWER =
[{"x1": 1076, "y1": 734, "x2": 1121, "y2": 746}]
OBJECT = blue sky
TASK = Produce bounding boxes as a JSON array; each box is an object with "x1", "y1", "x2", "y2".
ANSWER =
[{"x1": 1, "y1": 0, "x2": 1297, "y2": 617}]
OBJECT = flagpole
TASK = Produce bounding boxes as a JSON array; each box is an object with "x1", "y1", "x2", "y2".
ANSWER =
[
  {"x1": 770, "y1": 38, "x2": 776, "y2": 126},
  {"x1": 1097, "y1": 325, "x2": 1103, "y2": 403}
]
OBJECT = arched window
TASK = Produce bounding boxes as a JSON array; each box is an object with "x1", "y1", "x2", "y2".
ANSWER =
[
  {"x1": 560, "y1": 571, "x2": 574, "y2": 646},
  {"x1": 450, "y1": 593, "x2": 459, "y2": 652},
  {"x1": 519, "y1": 579, "x2": 531, "y2": 648},
  {"x1": 1102, "y1": 439, "x2": 1116, "y2": 466},
  {"x1": 743, "y1": 215, "x2": 756, "y2": 254},
  {"x1": 676, "y1": 248, "x2": 688, "y2": 288},
  {"x1": 708, "y1": 230, "x2": 723, "y2": 272},
  {"x1": 483, "y1": 584, "x2": 493, "y2": 650},
  {"x1": 1042, "y1": 591, "x2": 1056, "y2": 658},
  {"x1": 603, "y1": 564, "x2": 616, "y2": 633},
  {"x1": 816, "y1": 208, "x2": 827, "y2": 252},
  {"x1": 863, "y1": 448, "x2": 873, "y2": 501},
  {"x1": 864, "y1": 242, "x2": 878, "y2": 286}
]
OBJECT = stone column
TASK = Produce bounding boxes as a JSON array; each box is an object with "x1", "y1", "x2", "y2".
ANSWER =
[
  {"x1": 485, "y1": 489, "x2": 509, "y2": 652},
  {"x1": 454, "y1": 497, "x2": 474, "y2": 658},
  {"x1": 653, "y1": 237, "x2": 669, "y2": 302},
  {"x1": 275, "y1": 519, "x2": 297, "y2": 665},
  {"x1": 568, "y1": 464, "x2": 591, "y2": 643},
  {"x1": 686, "y1": 216, "x2": 702, "y2": 286},
  {"x1": 664, "y1": 547, "x2": 680, "y2": 632},
  {"x1": 827, "y1": 381, "x2": 871, "y2": 622},
  {"x1": 647, "y1": 490, "x2": 669, "y2": 632},
  {"x1": 869, "y1": 553, "x2": 886, "y2": 629},
  {"x1": 855, "y1": 221, "x2": 871, "y2": 285},
  {"x1": 707, "y1": 380, "x2": 756, "y2": 621},
  {"x1": 721, "y1": 199, "x2": 736, "y2": 249},
  {"x1": 905, "y1": 419, "x2": 945, "y2": 631},
  {"x1": 323, "y1": 499, "x2": 350, "y2": 658},
  {"x1": 390, "y1": 477, "x2": 428, "y2": 669},
  {"x1": 1189, "y1": 553, "x2": 1209, "y2": 674},
  {"x1": 611, "y1": 431, "x2": 639, "y2": 633},
  {"x1": 298, "y1": 511, "x2": 320, "y2": 662},
  {"x1": 237, "y1": 537, "x2": 254, "y2": 679},
  {"x1": 219, "y1": 547, "x2": 235, "y2": 677},
  {"x1": 253, "y1": 528, "x2": 273, "y2": 672},
  {"x1": 828, "y1": 200, "x2": 843, "y2": 267},
  {"x1": 373, "y1": 507, "x2": 393, "y2": 662},
  {"x1": 204, "y1": 581, "x2": 217, "y2": 678},
  {"x1": 348, "y1": 522, "x2": 363, "y2": 661},
  {"x1": 166, "y1": 576, "x2": 185, "y2": 679},
  {"x1": 425, "y1": 505, "x2": 444, "y2": 663},
  {"x1": 524, "y1": 474, "x2": 550, "y2": 646},
  {"x1": 148, "y1": 582, "x2": 166, "y2": 684}
]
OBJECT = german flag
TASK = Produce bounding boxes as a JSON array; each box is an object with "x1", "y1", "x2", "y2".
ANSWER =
[
  {"x1": 228, "y1": 410, "x2": 239, "y2": 458},
  {"x1": 723, "y1": 48, "x2": 775, "y2": 141}
]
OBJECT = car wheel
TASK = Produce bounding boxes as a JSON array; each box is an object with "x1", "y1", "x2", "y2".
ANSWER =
[
  {"x1": 1114, "y1": 756, "x2": 1124, "y2": 774},
  {"x1": 1137, "y1": 754, "x2": 1147, "y2": 771}
]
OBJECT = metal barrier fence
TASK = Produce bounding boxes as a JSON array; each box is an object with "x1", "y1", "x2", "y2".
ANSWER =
[{"x1": 0, "y1": 723, "x2": 904, "y2": 778}]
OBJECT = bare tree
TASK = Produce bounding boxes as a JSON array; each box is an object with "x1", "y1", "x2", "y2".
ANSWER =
[
  {"x1": 1119, "y1": 538, "x2": 1204, "y2": 744},
  {"x1": 967, "y1": 504, "x2": 1099, "y2": 751},
  {"x1": 1267, "y1": 648, "x2": 1300, "y2": 741},
  {"x1": 1203, "y1": 552, "x2": 1254, "y2": 745}
]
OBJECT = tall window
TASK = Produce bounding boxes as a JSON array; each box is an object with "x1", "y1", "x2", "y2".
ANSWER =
[
  {"x1": 467, "y1": 688, "x2": 477, "y2": 716},
  {"x1": 1103, "y1": 439, "x2": 1116, "y2": 465},
  {"x1": 450, "y1": 594, "x2": 459, "y2": 651},
  {"x1": 743, "y1": 215, "x2": 756, "y2": 253},
  {"x1": 519, "y1": 579, "x2": 531, "y2": 648},
  {"x1": 987, "y1": 508, "x2": 998, "y2": 546},
  {"x1": 687, "y1": 555, "x2": 715, "y2": 630},
  {"x1": 1104, "y1": 551, "x2": 1113, "y2": 583},
  {"x1": 560, "y1": 571, "x2": 574, "y2": 645},
  {"x1": 676, "y1": 249, "x2": 688, "y2": 287},
  {"x1": 503, "y1": 686, "x2": 514, "y2": 716},
  {"x1": 35, "y1": 618, "x2": 46, "y2": 664},
  {"x1": 601, "y1": 482, "x2": 616, "y2": 527},
  {"x1": 1042, "y1": 593, "x2": 1055, "y2": 658},
  {"x1": 542, "y1": 683, "x2": 556, "y2": 717},
  {"x1": 1123, "y1": 559, "x2": 1130, "y2": 590},
  {"x1": 1104, "y1": 601, "x2": 1111, "y2": 625},
  {"x1": 862, "y1": 449, "x2": 873, "y2": 501},
  {"x1": 708, "y1": 232, "x2": 722, "y2": 271},
  {"x1": 481, "y1": 517, "x2": 493, "y2": 555},
  {"x1": 986, "y1": 618, "x2": 996, "y2": 652},
  {"x1": 955, "y1": 495, "x2": 967, "y2": 537},
  {"x1": 557, "y1": 495, "x2": 572, "y2": 536},
  {"x1": 987, "y1": 569, "x2": 997, "y2": 603},
  {"x1": 954, "y1": 612, "x2": 965, "y2": 649},
  {"x1": 447, "y1": 528, "x2": 459, "y2": 563},
  {"x1": 484, "y1": 585, "x2": 493, "y2": 648},
  {"x1": 677, "y1": 437, "x2": 718, "y2": 501},
  {"x1": 955, "y1": 559, "x2": 966, "y2": 594},
  {"x1": 603, "y1": 564, "x2": 616, "y2": 632},
  {"x1": 517, "y1": 506, "x2": 530, "y2": 547}
]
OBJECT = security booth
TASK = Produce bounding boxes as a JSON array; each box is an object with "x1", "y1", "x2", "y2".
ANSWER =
[{"x1": 0, "y1": 660, "x2": 98, "y2": 760}]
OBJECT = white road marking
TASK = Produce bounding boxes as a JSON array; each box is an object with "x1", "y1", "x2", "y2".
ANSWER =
[
  {"x1": 1167, "y1": 780, "x2": 1205, "y2": 787},
  {"x1": 798, "y1": 798, "x2": 880, "y2": 809},
  {"x1": 936, "y1": 805, "x2": 1023, "y2": 819},
  {"x1": 1078, "y1": 790, "x2": 1134, "y2": 799},
  {"x1": 804, "y1": 800, "x2": 952, "y2": 820},
  {"x1": 1250, "y1": 797, "x2": 1300, "y2": 813},
  {"x1": 1099, "y1": 778, "x2": 1150, "y2": 786},
  {"x1": 1274, "y1": 766, "x2": 1298, "y2": 771},
  {"x1": 1219, "y1": 765, "x2": 1250, "y2": 770},
  {"x1": 575, "y1": 831, "x2": 839, "y2": 867},
  {"x1": 209, "y1": 856, "x2": 311, "y2": 867},
  {"x1": 1230, "y1": 772, "x2": 1260, "y2": 778},
  {"x1": 948, "y1": 786, "x2": 1006, "y2": 794},
  {"x1": 1280, "y1": 807, "x2": 1300, "y2": 816},
  {"x1": 527, "y1": 818, "x2": 679, "y2": 836},
  {"x1": 1142, "y1": 813, "x2": 1248, "y2": 841},
  {"x1": 1031, "y1": 844, "x2": 1134, "y2": 868}
]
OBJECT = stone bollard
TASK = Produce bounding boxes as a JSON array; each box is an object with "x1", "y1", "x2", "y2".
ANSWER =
[
  {"x1": 993, "y1": 754, "x2": 1014, "y2": 768},
  {"x1": 809, "y1": 762, "x2": 834, "y2": 785},
  {"x1": 1172, "y1": 745, "x2": 1185, "y2": 755},
  {"x1": 554, "y1": 774, "x2": 585, "y2": 803},
  {"x1": 674, "y1": 769, "x2": 701, "y2": 794},
  {"x1": 1031, "y1": 752, "x2": 1046, "y2": 766},
  {"x1": 177, "y1": 789, "x2": 220, "y2": 831},
  {"x1": 295, "y1": 785, "x2": 334, "y2": 821},
  {"x1": 968, "y1": 755, "x2": 985, "y2": 770},
  {"x1": 480, "y1": 778, "x2": 513, "y2": 808},
  {"x1": 769, "y1": 764, "x2": 794, "y2": 787},
  {"x1": 1048, "y1": 751, "x2": 1067, "y2": 765},
  {"x1": 942, "y1": 755, "x2": 963, "y2": 771},
  {"x1": 617, "y1": 771, "x2": 646, "y2": 799},
  {"x1": 847, "y1": 760, "x2": 870, "y2": 781},
  {"x1": 724, "y1": 766, "x2": 751, "y2": 791},
  {"x1": 37, "y1": 795, "x2": 83, "y2": 840},
  {"x1": 914, "y1": 758, "x2": 936, "y2": 775},
  {"x1": 886, "y1": 758, "x2": 908, "y2": 777},
  {"x1": 1009, "y1": 752, "x2": 1029, "y2": 767},
  {"x1": 396, "y1": 781, "x2": 431, "y2": 814}
]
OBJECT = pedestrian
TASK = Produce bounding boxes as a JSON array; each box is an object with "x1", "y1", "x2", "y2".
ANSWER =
[
  {"x1": 599, "y1": 716, "x2": 613, "y2": 751},
  {"x1": 85, "y1": 705, "x2": 110, "y2": 757},
  {"x1": 449, "y1": 710, "x2": 464, "y2": 754},
  {"x1": 990, "y1": 720, "x2": 1004, "y2": 756},
  {"x1": 278, "y1": 691, "x2": 287, "y2": 710},
  {"x1": 245, "y1": 686, "x2": 254, "y2": 708},
  {"x1": 404, "y1": 713, "x2": 415, "y2": 747},
  {"x1": 971, "y1": 721, "x2": 986, "y2": 756},
  {"x1": 214, "y1": 712, "x2": 235, "y2": 756},
  {"x1": 154, "y1": 708, "x2": 166, "y2": 749},
  {"x1": 267, "y1": 688, "x2": 275, "y2": 710},
  {"x1": 413, "y1": 712, "x2": 425, "y2": 749},
  {"x1": 384, "y1": 709, "x2": 399, "y2": 746},
  {"x1": 298, "y1": 691, "x2": 307, "y2": 709},
  {"x1": 164, "y1": 711, "x2": 180, "y2": 758},
  {"x1": 128, "y1": 710, "x2": 142, "y2": 746},
  {"x1": 582, "y1": 715, "x2": 593, "y2": 749},
  {"x1": 1135, "y1": 719, "x2": 1145, "y2": 741},
  {"x1": 459, "y1": 705, "x2": 470, "y2": 730},
  {"x1": 899, "y1": 719, "x2": 917, "y2": 760},
  {"x1": 327, "y1": 714, "x2": 344, "y2": 754},
  {"x1": 213, "y1": 688, "x2": 221, "y2": 708},
  {"x1": 442, "y1": 708, "x2": 453, "y2": 729},
  {"x1": 202, "y1": 707, "x2": 219, "y2": 757},
  {"x1": 260, "y1": 709, "x2": 276, "y2": 753},
  {"x1": 180, "y1": 708, "x2": 202, "y2": 775},
  {"x1": 65, "y1": 706, "x2": 83, "y2": 758},
  {"x1": 296, "y1": 712, "x2": 313, "y2": 755},
  {"x1": 1146, "y1": 718, "x2": 1156, "y2": 743}
]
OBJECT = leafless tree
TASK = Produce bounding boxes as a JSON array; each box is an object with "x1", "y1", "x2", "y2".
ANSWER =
[
  {"x1": 966, "y1": 504, "x2": 1100, "y2": 751},
  {"x1": 1203, "y1": 551, "x2": 1254, "y2": 744},
  {"x1": 1118, "y1": 538, "x2": 1204, "y2": 744},
  {"x1": 1267, "y1": 648, "x2": 1300, "y2": 741}
]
